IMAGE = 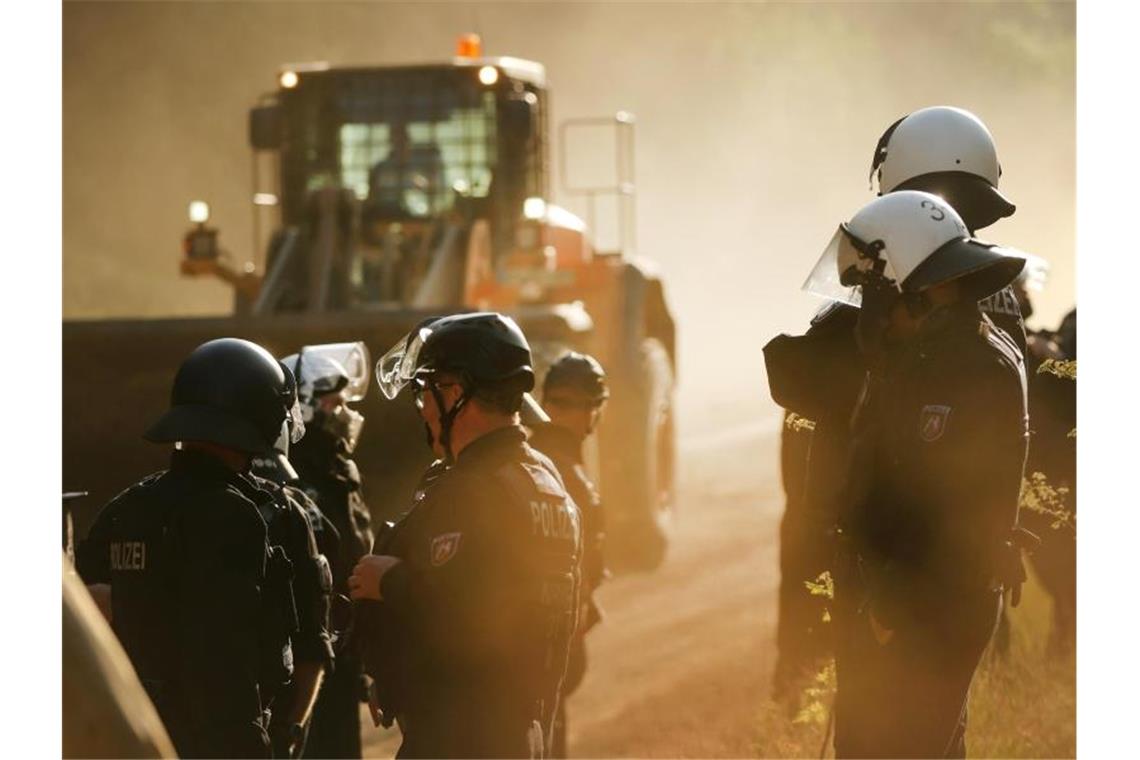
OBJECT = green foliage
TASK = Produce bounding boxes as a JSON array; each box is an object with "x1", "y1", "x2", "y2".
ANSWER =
[
  {"x1": 803, "y1": 570, "x2": 834, "y2": 600},
  {"x1": 1037, "y1": 358, "x2": 1077, "y2": 380},
  {"x1": 785, "y1": 413, "x2": 817, "y2": 433},
  {"x1": 793, "y1": 660, "x2": 837, "y2": 727},
  {"x1": 1020, "y1": 471, "x2": 1075, "y2": 533},
  {"x1": 753, "y1": 571, "x2": 1074, "y2": 758}
]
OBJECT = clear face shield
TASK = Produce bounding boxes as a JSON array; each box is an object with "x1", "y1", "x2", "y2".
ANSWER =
[
  {"x1": 376, "y1": 325, "x2": 436, "y2": 400},
  {"x1": 296, "y1": 342, "x2": 372, "y2": 403},
  {"x1": 801, "y1": 224, "x2": 898, "y2": 307}
]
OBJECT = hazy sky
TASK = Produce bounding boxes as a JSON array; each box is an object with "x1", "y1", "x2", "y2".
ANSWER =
[{"x1": 63, "y1": 1, "x2": 1075, "y2": 407}]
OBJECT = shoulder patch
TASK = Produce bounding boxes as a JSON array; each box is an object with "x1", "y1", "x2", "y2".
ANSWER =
[
  {"x1": 919, "y1": 404, "x2": 952, "y2": 442},
  {"x1": 430, "y1": 532, "x2": 462, "y2": 566}
]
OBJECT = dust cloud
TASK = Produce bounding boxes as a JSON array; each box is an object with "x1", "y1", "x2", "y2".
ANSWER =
[{"x1": 63, "y1": 1, "x2": 1075, "y2": 422}]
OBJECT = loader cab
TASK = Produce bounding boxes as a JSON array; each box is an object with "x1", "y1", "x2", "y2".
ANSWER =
[{"x1": 249, "y1": 58, "x2": 550, "y2": 310}]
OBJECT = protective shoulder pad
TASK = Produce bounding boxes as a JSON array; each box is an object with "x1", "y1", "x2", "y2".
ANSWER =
[
  {"x1": 494, "y1": 459, "x2": 567, "y2": 504},
  {"x1": 108, "y1": 471, "x2": 166, "y2": 503}
]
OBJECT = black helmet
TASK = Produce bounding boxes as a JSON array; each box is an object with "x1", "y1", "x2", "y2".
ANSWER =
[
  {"x1": 145, "y1": 338, "x2": 304, "y2": 454},
  {"x1": 543, "y1": 352, "x2": 609, "y2": 404},
  {"x1": 376, "y1": 313, "x2": 533, "y2": 461},
  {"x1": 377, "y1": 312, "x2": 535, "y2": 401}
]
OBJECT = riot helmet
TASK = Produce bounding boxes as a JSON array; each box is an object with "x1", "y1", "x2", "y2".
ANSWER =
[
  {"x1": 145, "y1": 338, "x2": 305, "y2": 454},
  {"x1": 543, "y1": 352, "x2": 610, "y2": 406},
  {"x1": 376, "y1": 312, "x2": 534, "y2": 459},
  {"x1": 870, "y1": 106, "x2": 1015, "y2": 231},
  {"x1": 803, "y1": 191, "x2": 1026, "y2": 308},
  {"x1": 281, "y1": 341, "x2": 371, "y2": 453}
]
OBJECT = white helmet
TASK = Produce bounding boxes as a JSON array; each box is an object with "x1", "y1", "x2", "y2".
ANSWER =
[
  {"x1": 803, "y1": 191, "x2": 1025, "y2": 306},
  {"x1": 282, "y1": 342, "x2": 372, "y2": 416},
  {"x1": 870, "y1": 106, "x2": 1015, "y2": 230},
  {"x1": 281, "y1": 342, "x2": 371, "y2": 452}
]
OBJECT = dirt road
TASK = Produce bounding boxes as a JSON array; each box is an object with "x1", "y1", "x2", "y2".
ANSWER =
[{"x1": 361, "y1": 404, "x2": 787, "y2": 758}]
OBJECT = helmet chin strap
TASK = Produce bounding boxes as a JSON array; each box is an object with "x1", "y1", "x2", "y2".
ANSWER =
[{"x1": 429, "y1": 383, "x2": 472, "y2": 463}]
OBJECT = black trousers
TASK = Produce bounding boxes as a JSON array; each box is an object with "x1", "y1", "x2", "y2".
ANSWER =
[
  {"x1": 302, "y1": 656, "x2": 364, "y2": 759},
  {"x1": 550, "y1": 635, "x2": 588, "y2": 758},
  {"x1": 833, "y1": 589, "x2": 1001, "y2": 759},
  {"x1": 395, "y1": 699, "x2": 543, "y2": 759}
]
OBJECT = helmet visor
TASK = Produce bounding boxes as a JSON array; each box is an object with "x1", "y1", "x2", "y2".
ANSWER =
[
  {"x1": 376, "y1": 325, "x2": 435, "y2": 400},
  {"x1": 801, "y1": 225, "x2": 895, "y2": 308},
  {"x1": 296, "y1": 342, "x2": 372, "y2": 402}
]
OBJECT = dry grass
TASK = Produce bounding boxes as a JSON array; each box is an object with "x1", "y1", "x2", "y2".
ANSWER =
[{"x1": 752, "y1": 568, "x2": 1075, "y2": 758}]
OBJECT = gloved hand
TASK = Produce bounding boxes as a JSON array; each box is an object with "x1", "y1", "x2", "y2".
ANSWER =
[
  {"x1": 855, "y1": 274, "x2": 899, "y2": 369},
  {"x1": 996, "y1": 527, "x2": 1040, "y2": 607}
]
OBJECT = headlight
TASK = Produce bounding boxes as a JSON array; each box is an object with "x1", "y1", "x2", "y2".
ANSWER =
[
  {"x1": 523, "y1": 197, "x2": 546, "y2": 221},
  {"x1": 478, "y1": 66, "x2": 499, "y2": 86},
  {"x1": 188, "y1": 200, "x2": 210, "y2": 224}
]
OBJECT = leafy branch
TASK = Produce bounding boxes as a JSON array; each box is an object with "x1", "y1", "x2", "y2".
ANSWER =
[
  {"x1": 1037, "y1": 358, "x2": 1076, "y2": 381},
  {"x1": 785, "y1": 413, "x2": 817, "y2": 433},
  {"x1": 1020, "y1": 471, "x2": 1075, "y2": 534},
  {"x1": 793, "y1": 660, "x2": 837, "y2": 726}
]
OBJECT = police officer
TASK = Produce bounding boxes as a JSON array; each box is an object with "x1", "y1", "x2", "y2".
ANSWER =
[
  {"x1": 76, "y1": 338, "x2": 310, "y2": 758},
  {"x1": 350, "y1": 312, "x2": 582, "y2": 759},
  {"x1": 248, "y1": 436, "x2": 336, "y2": 759},
  {"x1": 528, "y1": 352, "x2": 610, "y2": 759},
  {"x1": 763, "y1": 105, "x2": 1028, "y2": 694},
  {"x1": 279, "y1": 342, "x2": 375, "y2": 759},
  {"x1": 814, "y1": 192, "x2": 1029, "y2": 758}
]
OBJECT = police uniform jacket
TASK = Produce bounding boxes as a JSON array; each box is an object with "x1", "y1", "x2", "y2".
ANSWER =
[
  {"x1": 251, "y1": 477, "x2": 336, "y2": 670},
  {"x1": 76, "y1": 449, "x2": 285, "y2": 759},
  {"x1": 291, "y1": 432, "x2": 375, "y2": 594},
  {"x1": 764, "y1": 289, "x2": 1026, "y2": 539},
  {"x1": 366, "y1": 425, "x2": 582, "y2": 758},
  {"x1": 841, "y1": 302, "x2": 1029, "y2": 634},
  {"x1": 527, "y1": 423, "x2": 606, "y2": 604}
]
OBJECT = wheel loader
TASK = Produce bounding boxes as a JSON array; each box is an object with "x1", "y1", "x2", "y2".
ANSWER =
[{"x1": 63, "y1": 39, "x2": 677, "y2": 569}]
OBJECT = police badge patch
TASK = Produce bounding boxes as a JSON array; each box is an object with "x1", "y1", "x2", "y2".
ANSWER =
[
  {"x1": 430, "y1": 532, "x2": 462, "y2": 566},
  {"x1": 919, "y1": 405, "x2": 951, "y2": 442}
]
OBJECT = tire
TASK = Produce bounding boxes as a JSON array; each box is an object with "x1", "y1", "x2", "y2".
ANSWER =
[{"x1": 605, "y1": 337, "x2": 675, "y2": 572}]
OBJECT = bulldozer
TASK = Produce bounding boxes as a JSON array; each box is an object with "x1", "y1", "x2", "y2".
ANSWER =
[{"x1": 63, "y1": 38, "x2": 677, "y2": 569}]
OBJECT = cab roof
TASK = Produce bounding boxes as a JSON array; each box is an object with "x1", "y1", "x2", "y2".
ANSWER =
[{"x1": 277, "y1": 56, "x2": 547, "y2": 89}]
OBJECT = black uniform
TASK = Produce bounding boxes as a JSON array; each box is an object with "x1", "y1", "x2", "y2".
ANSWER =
[
  {"x1": 76, "y1": 449, "x2": 296, "y2": 759},
  {"x1": 251, "y1": 475, "x2": 336, "y2": 757},
  {"x1": 289, "y1": 432, "x2": 374, "y2": 759},
  {"x1": 360, "y1": 425, "x2": 582, "y2": 759},
  {"x1": 527, "y1": 422, "x2": 606, "y2": 758},
  {"x1": 831, "y1": 303, "x2": 1028, "y2": 759},
  {"x1": 763, "y1": 289, "x2": 1025, "y2": 686},
  {"x1": 764, "y1": 303, "x2": 865, "y2": 692}
]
